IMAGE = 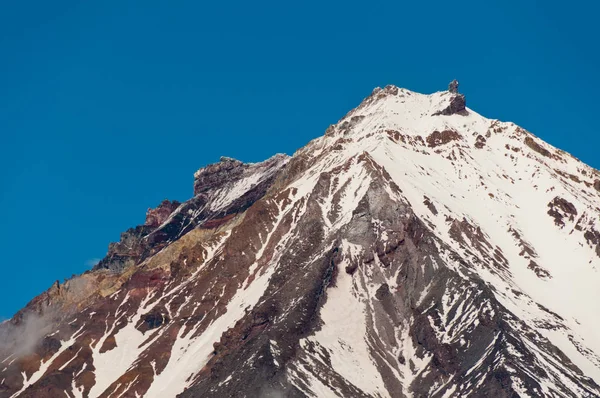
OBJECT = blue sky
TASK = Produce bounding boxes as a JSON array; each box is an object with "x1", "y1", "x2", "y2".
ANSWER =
[{"x1": 1, "y1": 1, "x2": 598, "y2": 318}]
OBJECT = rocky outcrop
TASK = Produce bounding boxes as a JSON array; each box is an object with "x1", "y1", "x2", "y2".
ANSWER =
[
  {"x1": 433, "y1": 93, "x2": 467, "y2": 116},
  {"x1": 94, "y1": 154, "x2": 289, "y2": 272},
  {"x1": 193, "y1": 157, "x2": 246, "y2": 196},
  {"x1": 145, "y1": 199, "x2": 180, "y2": 228},
  {"x1": 448, "y1": 79, "x2": 459, "y2": 93},
  {"x1": 94, "y1": 225, "x2": 153, "y2": 272},
  {"x1": 193, "y1": 155, "x2": 288, "y2": 196},
  {"x1": 426, "y1": 129, "x2": 462, "y2": 147},
  {"x1": 547, "y1": 196, "x2": 577, "y2": 227},
  {"x1": 524, "y1": 136, "x2": 552, "y2": 157},
  {"x1": 583, "y1": 228, "x2": 600, "y2": 258},
  {"x1": 475, "y1": 134, "x2": 487, "y2": 148},
  {"x1": 3, "y1": 84, "x2": 600, "y2": 398}
]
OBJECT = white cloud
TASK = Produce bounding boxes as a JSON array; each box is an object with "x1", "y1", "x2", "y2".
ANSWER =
[{"x1": 85, "y1": 258, "x2": 101, "y2": 267}]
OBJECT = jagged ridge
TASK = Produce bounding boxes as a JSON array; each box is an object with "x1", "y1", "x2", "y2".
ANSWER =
[{"x1": 2, "y1": 83, "x2": 600, "y2": 398}]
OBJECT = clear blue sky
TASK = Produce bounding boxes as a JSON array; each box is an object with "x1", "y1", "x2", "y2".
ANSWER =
[{"x1": 1, "y1": 1, "x2": 598, "y2": 318}]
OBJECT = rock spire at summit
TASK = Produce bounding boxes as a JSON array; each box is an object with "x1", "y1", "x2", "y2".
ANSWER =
[
  {"x1": 3, "y1": 83, "x2": 600, "y2": 398},
  {"x1": 448, "y1": 79, "x2": 459, "y2": 93}
]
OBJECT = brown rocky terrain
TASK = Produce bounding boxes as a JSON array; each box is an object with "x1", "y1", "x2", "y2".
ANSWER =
[{"x1": 2, "y1": 83, "x2": 600, "y2": 398}]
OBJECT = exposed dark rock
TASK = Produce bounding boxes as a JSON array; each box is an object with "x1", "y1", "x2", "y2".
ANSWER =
[
  {"x1": 509, "y1": 227, "x2": 537, "y2": 258},
  {"x1": 375, "y1": 283, "x2": 391, "y2": 300},
  {"x1": 5, "y1": 85, "x2": 600, "y2": 398},
  {"x1": 524, "y1": 136, "x2": 551, "y2": 157},
  {"x1": 338, "y1": 115, "x2": 366, "y2": 132},
  {"x1": 584, "y1": 229, "x2": 600, "y2": 246},
  {"x1": 584, "y1": 228, "x2": 600, "y2": 258},
  {"x1": 448, "y1": 217, "x2": 509, "y2": 272},
  {"x1": 448, "y1": 79, "x2": 459, "y2": 94},
  {"x1": 145, "y1": 199, "x2": 180, "y2": 228},
  {"x1": 93, "y1": 225, "x2": 153, "y2": 272},
  {"x1": 433, "y1": 94, "x2": 467, "y2": 116},
  {"x1": 426, "y1": 129, "x2": 462, "y2": 147},
  {"x1": 383, "y1": 84, "x2": 399, "y2": 96},
  {"x1": 547, "y1": 197, "x2": 577, "y2": 227},
  {"x1": 193, "y1": 157, "x2": 245, "y2": 196},
  {"x1": 423, "y1": 196, "x2": 438, "y2": 215},
  {"x1": 142, "y1": 311, "x2": 170, "y2": 330},
  {"x1": 344, "y1": 262, "x2": 358, "y2": 275},
  {"x1": 40, "y1": 336, "x2": 61, "y2": 357},
  {"x1": 528, "y1": 260, "x2": 551, "y2": 279},
  {"x1": 94, "y1": 154, "x2": 289, "y2": 272},
  {"x1": 475, "y1": 134, "x2": 487, "y2": 148}
]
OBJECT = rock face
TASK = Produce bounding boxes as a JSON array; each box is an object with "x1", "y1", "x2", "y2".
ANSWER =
[
  {"x1": 94, "y1": 154, "x2": 289, "y2": 272},
  {"x1": 426, "y1": 129, "x2": 462, "y2": 147},
  {"x1": 3, "y1": 86, "x2": 600, "y2": 398},
  {"x1": 524, "y1": 136, "x2": 552, "y2": 157},
  {"x1": 434, "y1": 93, "x2": 467, "y2": 116},
  {"x1": 193, "y1": 156, "x2": 244, "y2": 195},
  {"x1": 448, "y1": 79, "x2": 459, "y2": 93},
  {"x1": 547, "y1": 196, "x2": 577, "y2": 227},
  {"x1": 145, "y1": 199, "x2": 181, "y2": 228}
]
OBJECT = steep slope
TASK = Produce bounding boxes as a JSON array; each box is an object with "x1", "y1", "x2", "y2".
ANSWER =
[
  {"x1": 2, "y1": 84, "x2": 600, "y2": 398},
  {"x1": 94, "y1": 154, "x2": 289, "y2": 273}
]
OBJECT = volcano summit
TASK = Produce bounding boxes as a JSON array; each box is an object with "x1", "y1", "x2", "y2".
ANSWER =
[{"x1": 2, "y1": 83, "x2": 600, "y2": 398}]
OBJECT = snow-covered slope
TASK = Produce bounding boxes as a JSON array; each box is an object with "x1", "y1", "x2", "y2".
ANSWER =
[{"x1": 2, "y1": 84, "x2": 600, "y2": 398}]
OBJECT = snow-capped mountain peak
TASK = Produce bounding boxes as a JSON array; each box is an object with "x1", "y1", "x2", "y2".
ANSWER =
[{"x1": 2, "y1": 83, "x2": 600, "y2": 398}]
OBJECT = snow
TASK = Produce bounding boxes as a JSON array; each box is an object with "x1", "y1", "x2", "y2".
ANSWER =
[
  {"x1": 288, "y1": 361, "x2": 340, "y2": 398},
  {"x1": 208, "y1": 171, "x2": 266, "y2": 211},
  {"x1": 270, "y1": 340, "x2": 281, "y2": 367},
  {"x1": 88, "y1": 292, "x2": 159, "y2": 398},
  {"x1": 144, "y1": 191, "x2": 301, "y2": 398},
  {"x1": 203, "y1": 155, "x2": 289, "y2": 212},
  {"x1": 144, "y1": 256, "x2": 276, "y2": 397},
  {"x1": 71, "y1": 375, "x2": 85, "y2": 398},
  {"x1": 59, "y1": 347, "x2": 82, "y2": 371},
  {"x1": 10, "y1": 325, "x2": 85, "y2": 398},
  {"x1": 218, "y1": 374, "x2": 233, "y2": 387},
  {"x1": 298, "y1": 245, "x2": 390, "y2": 397},
  {"x1": 19, "y1": 86, "x2": 600, "y2": 396},
  {"x1": 288, "y1": 87, "x2": 600, "y2": 390}
]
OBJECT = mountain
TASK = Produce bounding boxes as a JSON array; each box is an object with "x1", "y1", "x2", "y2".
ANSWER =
[{"x1": 2, "y1": 82, "x2": 600, "y2": 398}]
